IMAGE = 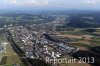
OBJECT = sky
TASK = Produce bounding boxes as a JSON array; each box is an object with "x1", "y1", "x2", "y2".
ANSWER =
[{"x1": 0, "y1": 0, "x2": 100, "y2": 10}]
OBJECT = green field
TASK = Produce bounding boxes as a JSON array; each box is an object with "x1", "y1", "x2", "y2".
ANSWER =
[
  {"x1": 91, "y1": 40, "x2": 100, "y2": 45},
  {"x1": 0, "y1": 42, "x2": 24, "y2": 66},
  {"x1": 71, "y1": 43, "x2": 92, "y2": 48},
  {"x1": 0, "y1": 30, "x2": 24, "y2": 66},
  {"x1": 94, "y1": 37, "x2": 100, "y2": 41},
  {"x1": 0, "y1": 37, "x2": 3, "y2": 43},
  {"x1": 0, "y1": 43, "x2": 24, "y2": 66}
]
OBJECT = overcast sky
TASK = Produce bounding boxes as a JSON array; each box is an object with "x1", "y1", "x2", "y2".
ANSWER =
[{"x1": 0, "y1": 0, "x2": 100, "y2": 10}]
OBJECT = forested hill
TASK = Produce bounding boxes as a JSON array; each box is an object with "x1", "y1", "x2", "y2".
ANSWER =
[{"x1": 66, "y1": 13, "x2": 100, "y2": 28}]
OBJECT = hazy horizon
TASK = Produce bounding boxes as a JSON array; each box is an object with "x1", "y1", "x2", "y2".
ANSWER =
[{"x1": 0, "y1": 0, "x2": 100, "y2": 11}]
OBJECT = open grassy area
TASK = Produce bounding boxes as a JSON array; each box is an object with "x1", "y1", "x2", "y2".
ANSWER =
[
  {"x1": 71, "y1": 43, "x2": 92, "y2": 48},
  {"x1": 0, "y1": 43, "x2": 23, "y2": 65},
  {"x1": 6, "y1": 55, "x2": 22, "y2": 64},
  {"x1": 4, "y1": 42, "x2": 23, "y2": 65},
  {"x1": 4, "y1": 64, "x2": 13, "y2": 66},
  {"x1": 93, "y1": 37, "x2": 100, "y2": 41},
  {"x1": 0, "y1": 30, "x2": 24, "y2": 66},
  {"x1": 0, "y1": 35, "x2": 24, "y2": 66},
  {"x1": 0, "y1": 30, "x2": 4, "y2": 43},
  {"x1": 91, "y1": 40, "x2": 100, "y2": 45},
  {"x1": 2, "y1": 63, "x2": 25, "y2": 66},
  {"x1": 0, "y1": 32, "x2": 4, "y2": 64},
  {"x1": 0, "y1": 37, "x2": 3, "y2": 43},
  {"x1": 59, "y1": 30, "x2": 90, "y2": 35}
]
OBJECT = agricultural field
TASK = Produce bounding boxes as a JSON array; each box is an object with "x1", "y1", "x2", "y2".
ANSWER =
[
  {"x1": 54, "y1": 28, "x2": 100, "y2": 66},
  {"x1": 57, "y1": 28, "x2": 100, "y2": 50},
  {"x1": 0, "y1": 30, "x2": 24, "y2": 66},
  {"x1": 0, "y1": 37, "x2": 3, "y2": 43}
]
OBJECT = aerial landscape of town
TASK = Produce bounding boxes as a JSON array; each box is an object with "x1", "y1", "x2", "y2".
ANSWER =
[{"x1": 0, "y1": 0, "x2": 100, "y2": 66}]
